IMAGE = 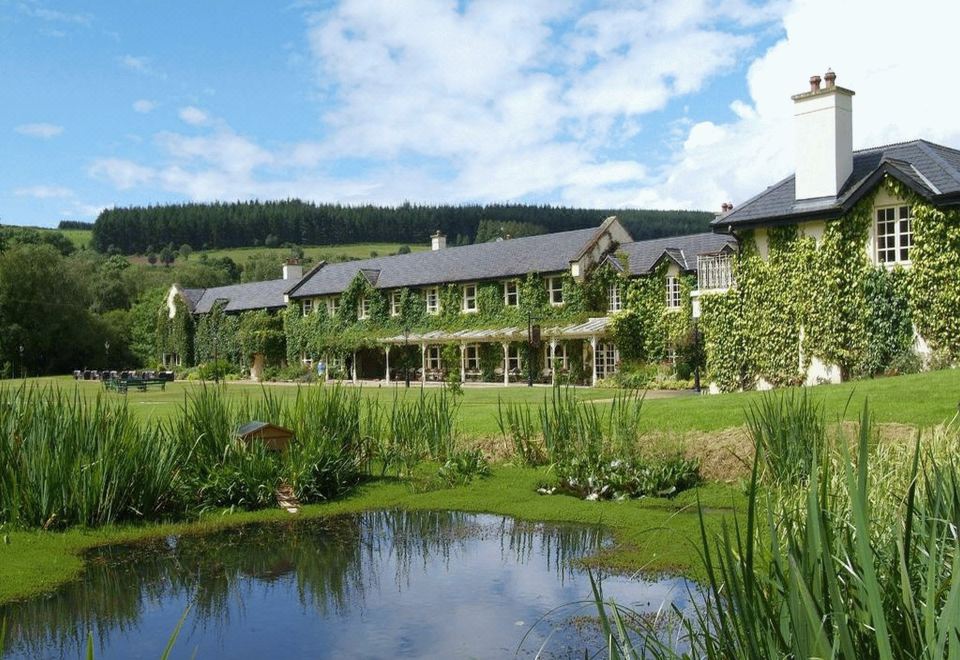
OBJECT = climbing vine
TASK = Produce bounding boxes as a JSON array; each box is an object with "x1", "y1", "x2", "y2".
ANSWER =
[{"x1": 156, "y1": 295, "x2": 193, "y2": 366}]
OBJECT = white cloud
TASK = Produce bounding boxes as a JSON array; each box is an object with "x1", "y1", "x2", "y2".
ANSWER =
[
  {"x1": 89, "y1": 0, "x2": 960, "y2": 215},
  {"x1": 14, "y1": 122, "x2": 63, "y2": 139},
  {"x1": 89, "y1": 158, "x2": 155, "y2": 190},
  {"x1": 178, "y1": 106, "x2": 209, "y2": 126},
  {"x1": 650, "y1": 0, "x2": 960, "y2": 211},
  {"x1": 20, "y1": 5, "x2": 92, "y2": 25},
  {"x1": 118, "y1": 54, "x2": 164, "y2": 78},
  {"x1": 132, "y1": 99, "x2": 156, "y2": 113},
  {"x1": 13, "y1": 185, "x2": 74, "y2": 199}
]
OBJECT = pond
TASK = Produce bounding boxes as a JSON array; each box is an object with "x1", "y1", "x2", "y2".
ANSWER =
[{"x1": 0, "y1": 511, "x2": 697, "y2": 659}]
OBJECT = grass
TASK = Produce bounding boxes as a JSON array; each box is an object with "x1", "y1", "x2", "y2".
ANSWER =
[
  {"x1": 15, "y1": 367, "x2": 960, "y2": 437},
  {"x1": 0, "y1": 466, "x2": 743, "y2": 605},
  {"x1": 184, "y1": 242, "x2": 429, "y2": 264},
  {"x1": 13, "y1": 226, "x2": 93, "y2": 251}
]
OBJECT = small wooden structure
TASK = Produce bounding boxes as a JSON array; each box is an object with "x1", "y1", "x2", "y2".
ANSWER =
[{"x1": 236, "y1": 421, "x2": 294, "y2": 452}]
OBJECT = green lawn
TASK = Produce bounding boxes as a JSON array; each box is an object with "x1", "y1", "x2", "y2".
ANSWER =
[
  {"x1": 19, "y1": 367, "x2": 960, "y2": 438},
  {"x1": 189, "y1": 242, "x2": 429, "y2": 264}
]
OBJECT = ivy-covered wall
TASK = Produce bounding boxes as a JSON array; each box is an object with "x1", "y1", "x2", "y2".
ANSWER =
[
  {"x1": 699, "y1": 178, "x2": 953, "y2": 392},
  {"x1": 156, "y1": 296, "x2": 193, "y2": 366}
]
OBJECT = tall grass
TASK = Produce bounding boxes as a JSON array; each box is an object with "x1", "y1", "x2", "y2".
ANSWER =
[
  {"x1": 592, "y1": 402, "x2": 960, "y2": 658},
  {"x1": 498, "y1": 386, "x2": 699, "y2": 499},
  {"x1": 0, "y1": 386, "x2": 182, "y2": 527},
  {"x1": 745, "y1": 387, "x2": 825, "y2": 484},
  {"x1": 0, "y1": 383, "x2": 463, "y2": 528}
]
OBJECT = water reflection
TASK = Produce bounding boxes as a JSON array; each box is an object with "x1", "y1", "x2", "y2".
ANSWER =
[{"x1": 0, "y1": 511, "x2": 695, "y2": 659}]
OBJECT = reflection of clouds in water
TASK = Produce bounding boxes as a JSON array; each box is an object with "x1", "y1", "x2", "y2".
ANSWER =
[{"x1": 0, "y1": 511, "x2": 699, "y2": 659}]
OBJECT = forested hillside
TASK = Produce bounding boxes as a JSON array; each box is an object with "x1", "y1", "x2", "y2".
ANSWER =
[{"x1": 92, "y1": 200, "x2": 714, "y2": 254}]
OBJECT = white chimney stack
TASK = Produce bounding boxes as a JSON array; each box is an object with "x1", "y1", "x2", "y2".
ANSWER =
[
  {"x1": 792, "y1": 69, "x2": 854, "y2": 200},
  {"x1": 431, "y1": 230, "x2": 446, "y2": 251},
  {"x1": 282, "y1": 259, "x2": 303, "y2": 281}
]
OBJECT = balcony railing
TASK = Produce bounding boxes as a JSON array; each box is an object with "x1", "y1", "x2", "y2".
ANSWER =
[{"x1": 697, "y1": 254, "x2": 735, "y2": 291}]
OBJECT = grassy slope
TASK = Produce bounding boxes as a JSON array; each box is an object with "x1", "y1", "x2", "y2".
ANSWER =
[
  {"x1": 13, "y1": 226, "x2": 92, "y2": 250},
  {"x1": 0, "y1": 466, "x2": 741, "y2": 605}
]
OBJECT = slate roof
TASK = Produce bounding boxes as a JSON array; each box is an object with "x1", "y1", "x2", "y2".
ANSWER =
[
  {"x1": 190, "y1": 278, "x2": 291, "y2": 314},
  {"x1": 180, "y1": 287, "x2": 204, "y2": 313},
  {"x1": 714, "y1": 140, "x2": 960, "y2": 229},
  {"x1": 616, "y1": 233, "x2": 737, "y2": 275},
  {"x1": 287, "y1": 227, "x2": 600, "y2": 298}
]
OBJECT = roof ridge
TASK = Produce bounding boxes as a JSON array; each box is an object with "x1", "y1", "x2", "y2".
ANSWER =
[{"x1": 914, "y1": 140, "x2": 960, "y2": 187}]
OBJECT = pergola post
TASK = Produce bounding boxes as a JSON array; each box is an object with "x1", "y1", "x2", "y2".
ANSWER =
[
  {"x1": 459, "y1": 343, "x2": 466, "y2": 383},
  {"x1": 384, "y1": 345, "x2": 391, "y2": 384},
  {"x1": 590, "y1": 336, "x2": 598, "y2": 387},
  {"x1": 420, "y1": 343, "x2": 427, "y2": 385},
  {"x1": 549, "y1": 339, "x2": 558, "y2": 385},
  {"x1": 352, "y1": 351, "x2": 358, "y2": 384},
  {"x1": 501, "y1": 342, "x2": 510, "y2": 386},
  {"x1": 324, "y1": 353, "x2": 331, "y2": 382}
]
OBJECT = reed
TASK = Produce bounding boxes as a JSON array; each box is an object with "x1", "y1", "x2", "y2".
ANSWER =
[
  {"x1": 745, "y1": 387, "x2": 824, "y2": 485},
  {"x1": 591, "y1": 403, "x2": 960, "y2": 658}
]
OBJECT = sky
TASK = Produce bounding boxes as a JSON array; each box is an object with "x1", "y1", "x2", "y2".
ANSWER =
[{"x1": 1, "y1": 0, "x2": 958, "y2": 228}]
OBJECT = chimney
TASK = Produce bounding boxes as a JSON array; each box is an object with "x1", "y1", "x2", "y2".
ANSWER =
[
  {"x1": 282, "y1": 258, "x2": 303, "y2": 281},
  {"x1": 431, "y1": 230, "x2": 446, "y2": 251},
  {"x1": 792, "y1": 69, "x2": 854, "y2": 200}
]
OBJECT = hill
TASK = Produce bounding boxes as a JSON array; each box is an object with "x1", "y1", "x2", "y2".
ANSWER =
[{"x1": 91, "y1": 200, "x2": 715, "y2": 254}]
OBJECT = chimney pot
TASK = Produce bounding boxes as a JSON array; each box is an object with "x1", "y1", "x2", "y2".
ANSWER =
[
  {"x1": 809, "y1": 74, "x2": 822, "y2": 92},
  {"x1": 824, "y1": 69, "x2": 836, "y2": 88}
]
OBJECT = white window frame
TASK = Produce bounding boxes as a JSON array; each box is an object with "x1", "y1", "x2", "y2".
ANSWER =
[
  {"x1": 547, "y1": 276, "x2": 564, "y2": 306},
  {"x1": 546, "y1": 343, "x2": 568, "y2": 370},
  {"x1": 390, "y1": 290, "x2": 402, "y2": 317},
  {"x1": 326, "y1": 296, "x2": 339, "y2": 317},
  {"x1": 465, "y1": 344, "x2": 480, "y2": 371},
  {"x1": 426, "y1": 346, "x2": 442, "y2": 370},
  {"x1": 595, "y1": 341, "x2": 619, "y2": 380},
  {"x1": 358, "y1": 296, "x2": 370, "y2": 320},
  {"x1": 665, "y1": 276, "x2": 682, "y2": 310},
  {"x1": 607, "y1": 282, "x2": 622, "y2": 312},
  {"x1": 301, "y1": 299, "x2": 313, "y2": 316},
  {"x1": 503, "y1": 280, "x2": 519, "y2": 307},
  {"x1": 506, "y1": 344, "x2": 522, "y2": 373},
  {"x1": 462, "y1": 284, "x2": 478, "y2": 313},
  {"x1": 425, "y1": 287, "x2": 439, "y2": 315},
  {"x1": 875, "y1": 204, "x2": 913, "y2": 265}
]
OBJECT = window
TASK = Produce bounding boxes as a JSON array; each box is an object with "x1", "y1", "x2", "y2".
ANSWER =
[
  {"x1": 301, "y1": 299, "x2": 313, "y2": 316},
  {"x1": 425, "y1": 287, "x2": 439, "y2": 315},
  {"x1": 546, "y1": 343, "x2": 568, "y2": 370},
  {"x1": 358, "y1": 296, "x2": 370, "y2": 320},
  {"x1": 876, "y1": 205, "x2": 913, "y2": 264},
  {"x1": 595, "y1": 342, "x2": 619, "y2": 380},
  {"x1": 503, "y1": 280, "x2": 519, "y2": 307},
  {"x1": 462, "y1": 284, "x2": 477, "y2": 312},
  {"x1": 547, "y1": 276, "x2": 564, "y2": 306},
  {"x1": 465, "y1": 344, "x2": 480, "y2": 371},
  {"x1": 390, "y1": 290, "x2": 402, "y2": 317},
  {"x1": 426, "y1": 346, "x2": 442, "y2": 370},
  {"x1": 506, "y1": 344, "x2": 522, "y2": 373},
  {"x1": 666, "y1": 276, "x2": 682, "y2": 309},
  {"x1": 697, "y1": 254, "x2": 735, "y2": 291},
  {"x1": 607, "y1": 283, "x2": 622, "y2": 312},
  {"x1": 326, "y1": 296, "x2": 340, "y2": 317}
]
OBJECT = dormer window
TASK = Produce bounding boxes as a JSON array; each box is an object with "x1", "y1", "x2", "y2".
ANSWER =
[
  {"x1": 390, "y1": 290, "x2": 402, "y2": 317},
  {"x1": 666, "y1": 277, "x2": 682, "y2": 310},
  {"x1": 876, "y1": 205, "x2": 913, "y2": 265},
  {"x1": 547, "y1": 276, "x2": 564, "y2": 306},
  {"x1": 462, "y1": 284, "x2": 477, "y2": 313},
  {"x1": 425, "y1": 287, "x2": 439, "y2": 315},
  {"x1": 301, "y1": 299, "x2": 313, "y2": 316},
  {"x1": 607, "y1": 283, "x2": 622, "y2": 312},
  {"x1": 503, "y1": 280, "x2": 519, "y2": 307},
  {"x1": 358, "y1": 296, "x2": 370, "y2": 320}
]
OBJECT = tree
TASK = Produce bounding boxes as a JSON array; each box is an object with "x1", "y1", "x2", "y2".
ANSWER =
[
  {"x1": 159, "y1": 244, "x2": 175, "y2": 266},
  {"x1": 397, "y1": 245, "x2": 411, "y2": 254},
  {"x1": 147, "y1": 253, "x2": 158, "y2": 265},
  {"x1": 0, "y1": 244, "x2": 99, "y2": 374},
  {"x1": 178, "y1": 243, "x2": 193, "y2": 260},
  {"x1": 241, "y1": 252, "x2": 284, "y2": 283}
]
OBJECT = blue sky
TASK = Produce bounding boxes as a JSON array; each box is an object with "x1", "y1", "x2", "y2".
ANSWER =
[{"x1": 2, "y1": 0, "x2": 957, "y2": 228}]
